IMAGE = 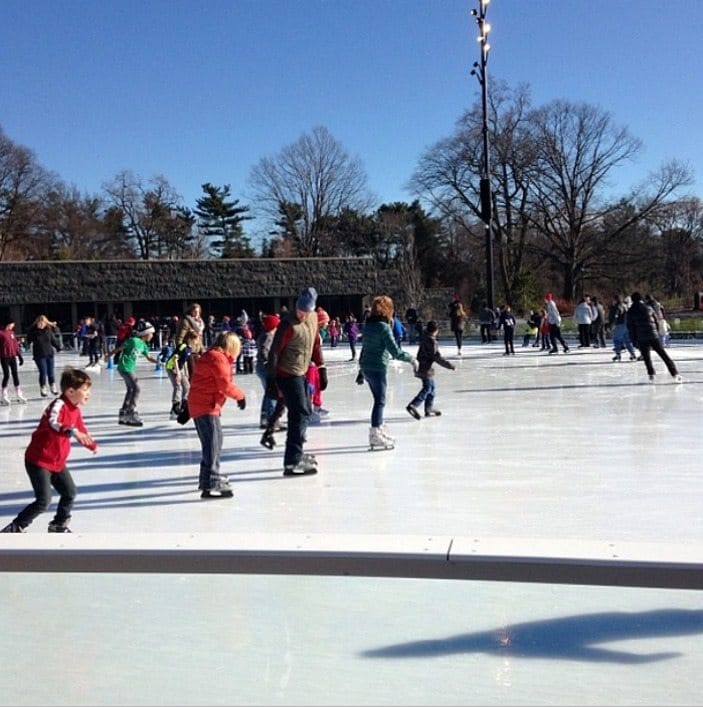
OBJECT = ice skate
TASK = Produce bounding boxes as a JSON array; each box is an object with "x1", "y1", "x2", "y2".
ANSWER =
[
  {"x1": 406, "y1": 404, "x2": 421, "y2": 420},
  {"x1": 14, "y1": 387, "x2": 27, "y2": 404},
  {"x1": 48, "y1": 522, "x2": 72, "y2": 533},
  {"x1": 40, "y1": 385, "x2": 49, "y2": 397},
  {"x1": 0, "y1": 389, "x2": 9, "y2": 406},
  {"x1": 51, "y1": 383, "x2": 59, "y2": 395},
  {"x1": 369, "y1": 426, "x2": 394, "y2": 451},
  {"x1": 1, "y1": 521, "x2": 25, "y2": 533},
  {"x1": 424, "y1": 409, "x2": 442, "y2": 417},
  {"x1": 260, "y1": 429, "x2": 276, "y2": 450},
  {"x1": 201, "y1": 477, "x2": 233, "y2": 499},
  {"x1": 283, "y1": 457, "x2": 318, "y2": 476}
]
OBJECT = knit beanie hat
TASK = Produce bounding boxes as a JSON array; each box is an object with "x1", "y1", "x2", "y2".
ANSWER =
[
  {"x1": 135, "y1": 320, "x2": 155, "y2": 337},
  {"x1": 262, "y1": 314, "x2": 280, "y2": 332},
  {"x1": 296, "y1": 287, "x2": 318, "y2": 313},
  {"x1": 316, "y1": 307, "x2": 330, "y2": 327}
]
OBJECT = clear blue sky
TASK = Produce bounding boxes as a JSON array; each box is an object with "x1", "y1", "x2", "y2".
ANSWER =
[{"x1": 1, "y1": 0, "x2": 701, "y2": 221}]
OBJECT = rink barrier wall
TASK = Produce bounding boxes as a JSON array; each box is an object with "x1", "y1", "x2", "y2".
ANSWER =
[{"x1": 0, "y1": 534, "x2": 701, "y2": 590}]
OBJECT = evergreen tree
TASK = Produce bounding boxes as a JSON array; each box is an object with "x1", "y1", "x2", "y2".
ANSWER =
[{"x1": 194, "y1": 182, "x2": 254, "y2": 258}]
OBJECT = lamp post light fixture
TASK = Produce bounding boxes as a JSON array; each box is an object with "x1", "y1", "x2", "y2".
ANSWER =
[{"x1": 470, "y1": 0, "x2": 494, "y2": 310}]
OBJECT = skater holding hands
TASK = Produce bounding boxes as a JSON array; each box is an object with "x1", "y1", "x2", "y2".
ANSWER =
[
  {"x1": 358, "y1": 295, "x2": 416, "y2": 450},
  {"x1": 406, "y1": 320, "x2": 455, "y2": 420},
  {"x1": 1, "y1": 367, "x2": 97, "y2": 533}
]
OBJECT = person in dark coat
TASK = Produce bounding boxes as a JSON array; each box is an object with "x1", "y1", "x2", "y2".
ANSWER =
[{"x1": 626, "y1": 292, "x2": 681, "y2": 383}]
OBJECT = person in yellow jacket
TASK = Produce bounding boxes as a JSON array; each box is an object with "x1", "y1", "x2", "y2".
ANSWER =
[{"x1": 187, "y1": 331, "x2": 246, "y2": 499}]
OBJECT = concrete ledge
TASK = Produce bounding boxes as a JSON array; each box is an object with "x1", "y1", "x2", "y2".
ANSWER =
[{"x1": 1, "y1": 534, "x2": 701, "y2": 590}]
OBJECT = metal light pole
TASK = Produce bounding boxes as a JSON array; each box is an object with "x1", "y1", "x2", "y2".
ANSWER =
[{"x1": 470, "y1": 0, "x2": 494, "y2": 310}]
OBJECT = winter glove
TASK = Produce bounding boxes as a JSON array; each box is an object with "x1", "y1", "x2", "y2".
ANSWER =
[
  {"x1": 356, "y1": 370, "x2": 365, "y2": 385},
  {"x1": 17, "y1": 354, "x2": 23, "y2": 366},
  {"x1": 318, "y1": 366, "x2": 328, "y2": 391},
  {"x1": 237, "y1": 397, "x2": 246, "y2": 411}
]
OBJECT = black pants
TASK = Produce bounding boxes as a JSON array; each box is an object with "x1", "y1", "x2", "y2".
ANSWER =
[
  {"x1": 16, "y1": 461, "x2": 76, "y2": 530},
  {"x1": 1, "y1": 356, "x2": 20, "y2": 388},
  {"x1": 638, "y1": 339, "x2": 678, "y2": 377}
]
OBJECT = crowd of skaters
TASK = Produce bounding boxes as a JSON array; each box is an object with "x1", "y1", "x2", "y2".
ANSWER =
[{"x1": 0, "y1": 286, "x2": 683, "y2": 531}]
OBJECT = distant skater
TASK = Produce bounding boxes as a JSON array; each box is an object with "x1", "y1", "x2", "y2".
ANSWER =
[{"x1": 627, "y1": 292, "x2": 682, "y2": 383}]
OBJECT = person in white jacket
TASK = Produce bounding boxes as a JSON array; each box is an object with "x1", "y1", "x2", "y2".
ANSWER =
[
  {"x1": 545, "y1": 292, "x2": 570, "y2": 355},
  {"x1": 574, "y1": 297, "x2": 593, "y2": 348}
]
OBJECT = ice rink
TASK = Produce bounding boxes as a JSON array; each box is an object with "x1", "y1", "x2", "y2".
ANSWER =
[{"x1": 1, "y1": 335, "x2": 701, "y2": 706}]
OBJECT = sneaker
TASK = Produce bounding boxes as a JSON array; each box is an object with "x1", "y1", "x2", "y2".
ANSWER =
[
  {"x1": 425, "y1": 409, "x2": 442, "y2": 417},
  {"x1": 406, "y1": 404, "x2": 421, "y2": 420},
  {"x1": 283, "y1": 459, "x2": 318, "y2": 476},
  {"x1": 1, "y1": 521, "x2": 25, "y2": 533},
  {"x1": 48, "y1": 522, "x2": 71, "y2": 533}
]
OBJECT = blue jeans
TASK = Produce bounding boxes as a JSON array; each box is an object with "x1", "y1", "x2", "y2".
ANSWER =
[
  {"x1": 409, "y1": 377, "x2": 436, "y2": 412},
  {"x1": 16, "y1": 461, "x2": 76, "y2": 529},
  {"x1": 255, "y1": 362, "x2": 276, "y2": 422},
  {"x1": 363, "y1": 369, "x2": 388, "y2": 428},
  {"x1": 193, "y1": 414, "x2": 224, "y2": 491},
  {"x1": 612, "y1": 324, "x2": 635, "y2": 355},
  {"x1": 276, "y1": 375, "x2": 311, "y2": 467},
  {"x1": 34, "y1": 355, "x2": 56, "y2": 388}
]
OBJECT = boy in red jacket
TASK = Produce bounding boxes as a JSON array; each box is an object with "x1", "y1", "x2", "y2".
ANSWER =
[{"x1": 1, "y1": 367, "x2": 97, "y2": 533}]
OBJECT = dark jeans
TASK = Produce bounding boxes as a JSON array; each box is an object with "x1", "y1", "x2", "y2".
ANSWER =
[
  {"x1": 549, "y1": 324, "x2": 569, "y2": 352},
  {"x1": 480, "y1": 324, "x2": 493, "y2": 343},
  {"x1": 638, "y1": 339, "x2": 678, "y2": 377},
  {"x1": 276, "y1": 374, "x2": 311, "y2": 467},
  {"x1": 410, "y1": 377, "x2": 436, "y2": 413},
  {"x1": 255, "y1": 362, "x2": 276, "y2": 422},
  {"x1": 16, "y1": 461, "x2": 76, "y2": 529},
  {"x1": 193, "y1": 414, "x2": 224, "y2": 491},
  {"x1": 118, "y1": 370, "x2": 141, "y2": 413},
  {"x1": 34, "y1": 355, "x2": 56, "y2": 388},
  {"x1": 363, "y1": 369, "x2": 388, "y2": 428},
  {"x1": 503, "y1": 328, "x2": 515, "y2": 354},
  {"x1": 1, "y1": 356, "x2": 20, "y2": 388}
]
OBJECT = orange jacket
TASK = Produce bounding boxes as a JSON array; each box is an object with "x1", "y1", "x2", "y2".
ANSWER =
[{"x1": 187, "y1": 347, "x2": 245, "y2": 418}]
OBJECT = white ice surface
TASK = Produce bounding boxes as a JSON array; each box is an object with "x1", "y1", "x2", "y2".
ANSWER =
[{"x1": 1, "y1": 338, "x2": 701, "y2": 705}]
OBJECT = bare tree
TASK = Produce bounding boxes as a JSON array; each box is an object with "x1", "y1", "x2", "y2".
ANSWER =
[
  {"x1": 34, "y1": 184, "x2": 131, "y2": 260},
  {"x1": 248, "y1": 126, "x2": 374, "y2": 256},
  {"x1": 526, "y1": 100, "x2": 692, "y2": 300},
  {"x1": 102, "y1": 171, "x2": 187, "y2": 259},
  {"x1": 0, "y1": 127, "x2": 53, "y2": 260},
  {"x1": 409, "y1": 83, "x2": 538, "y2": 304}
]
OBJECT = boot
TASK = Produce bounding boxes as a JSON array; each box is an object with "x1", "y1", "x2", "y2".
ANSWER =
[
  {"x1": 14, "y1": 387, "x2": 27, "y2": 403},
  {"x1": 369, "y1": 426, "x2": 394, "y2": 450},
  {"x1": 380, "y1": 426, "x2": 395, "y2": 444},
  {"x1": 0, "y1": 388, "x2": 9, "y2": 406}
]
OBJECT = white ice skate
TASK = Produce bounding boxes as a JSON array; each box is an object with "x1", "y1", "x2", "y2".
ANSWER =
[{"x1": 369, "y1": 426, "x2": 394, "y2": 451}]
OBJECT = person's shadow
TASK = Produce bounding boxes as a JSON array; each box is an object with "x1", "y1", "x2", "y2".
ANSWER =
[{"x1": 361, "y1": 609, "x2": 703, "y2": 664}]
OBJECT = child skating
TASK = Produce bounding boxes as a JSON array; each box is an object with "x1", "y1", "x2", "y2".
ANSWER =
[
  {"x1": 1, "y1": 367, "x2": 97, "y2": 533},
  {"x1": 406, "y1": 320, "x2": 455, "y2": 420}
]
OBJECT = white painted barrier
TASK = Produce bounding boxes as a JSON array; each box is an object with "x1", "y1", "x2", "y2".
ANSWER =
[{"x1": 1, "y1": 534, "x2": 701, "y2": 590}]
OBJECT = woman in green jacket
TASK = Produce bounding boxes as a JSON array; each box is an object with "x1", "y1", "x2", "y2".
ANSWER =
[{"x1": 358, "y1": 295, "x2": 416, "y2": 450}]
